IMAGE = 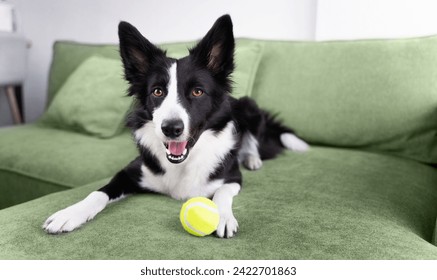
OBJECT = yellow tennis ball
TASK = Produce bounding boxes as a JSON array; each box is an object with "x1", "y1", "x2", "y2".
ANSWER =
[{"x1": 180, "y1": 197, "x2": 220, "y2": 237}]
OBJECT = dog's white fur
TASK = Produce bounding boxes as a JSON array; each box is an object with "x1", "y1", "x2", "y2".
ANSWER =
[
  {"x1": 213, "y1": 183, "x2": 240, "y2": 238},
  {"x1": 280, "y1": 133, "x2": 310, "y2": 152},
  {"x1": 238, "y1": 132, "x2": 262, "y2": 170},
  {"x1": 43, "y1": 191, "x2": 109, "y2": 234},
  {"x1": 137, "y1": 121, "x2": 237, "y2": 201},
  {"x1": 152, "y1": 63, "x2": 190, "y2": 141}
]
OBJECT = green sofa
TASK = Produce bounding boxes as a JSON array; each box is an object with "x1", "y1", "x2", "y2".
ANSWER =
[{"x1": 1, "y1": 36, "x2": 437, "y2": 259}]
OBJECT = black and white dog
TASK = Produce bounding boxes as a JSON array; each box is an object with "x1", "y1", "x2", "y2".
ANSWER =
[{"x1": 43, "y1": 15, "x2": 308, "y2": 238}]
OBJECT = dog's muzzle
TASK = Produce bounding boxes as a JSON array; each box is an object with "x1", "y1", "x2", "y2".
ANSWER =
[{"x1": 161, "y1": 119, "x2": 190, "y2": 163}]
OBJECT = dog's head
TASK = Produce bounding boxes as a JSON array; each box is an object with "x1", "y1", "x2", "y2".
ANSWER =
[{"x1": 119, "y1": 15, "x2": 234, "y2": 164}]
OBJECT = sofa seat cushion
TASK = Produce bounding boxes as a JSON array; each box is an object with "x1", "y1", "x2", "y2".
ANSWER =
[
  {"x1": 0, "y1": 124, "x2": 137, "y2": 209},
  {"x1": 0, "y1": 147, "x2": 436, "y2": 259}
]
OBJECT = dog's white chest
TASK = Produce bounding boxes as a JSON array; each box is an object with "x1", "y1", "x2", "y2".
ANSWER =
[{"x1": 138, "y1": 121, "x2": 237, "y2": 200}]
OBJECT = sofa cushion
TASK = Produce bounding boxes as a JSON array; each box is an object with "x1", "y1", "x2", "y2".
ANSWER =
[
  {"x1": 46, "y1": 42, "x2": 120, "y2": 106},
  {"x1": 41, "y1": 56, "x2": 131, "y2": 138},
  {"x1": 250, "y1": 35, "x2": 437, "y2": 164},
  {"x1": 0, "y1": 124, "x2": 137, "y2": 209},
  {"x1": 0, "y1": 147, "x2": 436, "y2": 259}
]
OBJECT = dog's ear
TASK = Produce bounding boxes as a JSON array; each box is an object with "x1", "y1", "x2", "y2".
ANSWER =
[
  {"x1": 190, "y1": 15, "x2": 235, "y2": 76},
  {"x1": 118, "y1": 21, "x2": 166, "y2": 83}
]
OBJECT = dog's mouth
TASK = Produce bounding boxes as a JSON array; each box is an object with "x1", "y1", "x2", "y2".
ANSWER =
[{"x1": 164, "y1": 141, "x2": 190, "y2": 164}]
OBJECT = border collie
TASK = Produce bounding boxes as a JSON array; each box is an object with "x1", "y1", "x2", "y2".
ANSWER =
[{"x1": 43, "y1": 15, "x2": 309, "y2": 238}]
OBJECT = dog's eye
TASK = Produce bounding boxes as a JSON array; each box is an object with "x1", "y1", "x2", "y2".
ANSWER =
[
  {"x1": 192, "y1": 88, "x2": 204, "y2": 97},
  {"x1": 152, "y1": 88, "x2": 164, "y2": 97}
]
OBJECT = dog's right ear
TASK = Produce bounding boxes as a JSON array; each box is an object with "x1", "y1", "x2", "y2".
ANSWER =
[{"x1": 118, "y1": 21, "x2": 165, "y2": 83}]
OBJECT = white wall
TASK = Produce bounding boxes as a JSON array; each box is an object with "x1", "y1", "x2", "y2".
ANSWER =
[
  {"x1": 1, "y1": 0, "x2": 316, "y2": 125},
  {"x1": 316, "y1": 0, "x2": 437, "y2": 40},
  {"x1": 2, "y1": 0, "x2": 437, "y2": 126}
]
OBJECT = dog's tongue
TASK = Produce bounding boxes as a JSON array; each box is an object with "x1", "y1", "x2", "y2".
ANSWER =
[{"x1": 168, "y1": 141, "x2": 188, "y2": 156}]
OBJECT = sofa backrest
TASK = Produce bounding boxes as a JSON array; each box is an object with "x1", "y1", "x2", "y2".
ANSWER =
[
  {"x1": 250, "y1": 36, "x2": 437, "y2": 164},
  {"x1": 47, "y1": 39, "x2": 262, "y2": 105},
  {"x1": 46, "y1": 36, "x2": 437, "y2": 164}
]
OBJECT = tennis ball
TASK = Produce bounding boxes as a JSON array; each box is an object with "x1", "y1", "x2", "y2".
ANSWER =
[{"x1": 180, "y1": 197, "x2": 220, "y2": 237}]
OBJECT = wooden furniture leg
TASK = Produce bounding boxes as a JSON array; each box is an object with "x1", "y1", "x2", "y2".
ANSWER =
[{"x1": 5, "y1": 85, "x2": 23, "y2": 124}]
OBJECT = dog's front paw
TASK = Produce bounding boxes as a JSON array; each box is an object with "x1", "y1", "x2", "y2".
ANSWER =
[
  {"x1": 243, "y1": 155, "x2": 263, "y2": 170},
  {"x1": 216, "y1": 212, "x2": 239, "y2": 238},
  {"x1": 43, "y1": 191, "x2": 108, "y2": 234},
  {"x1": 43, "y1": 206, "x2": 90, "y2": 234}
]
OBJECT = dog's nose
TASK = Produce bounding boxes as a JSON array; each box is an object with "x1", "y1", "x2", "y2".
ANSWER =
[{"x1": 161, "y1": 119, "x2": 184, "y2": 138}]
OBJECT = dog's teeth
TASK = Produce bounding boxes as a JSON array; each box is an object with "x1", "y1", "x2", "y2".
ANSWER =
[{"x1": 167, "y1": 151, "x2": 188, "y2": 162}]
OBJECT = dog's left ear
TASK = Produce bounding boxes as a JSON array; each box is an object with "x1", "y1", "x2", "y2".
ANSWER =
[{"x1": 190, "y1": 15, "x2": 235, "y2": 76}]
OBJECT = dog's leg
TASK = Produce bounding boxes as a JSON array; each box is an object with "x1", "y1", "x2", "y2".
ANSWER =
[
  {"x1": 43, "y1": 158, "x2": 143, "y2": 234},
  {"x1": 280, "y1": 133, "x2": 309, "y2": 152},
  {"x1": 239, "y1": 132, "x2": 263, "y2": 170},
  {"x1": 213, "y1": 182, "x2": 241, "y2": 238}
]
